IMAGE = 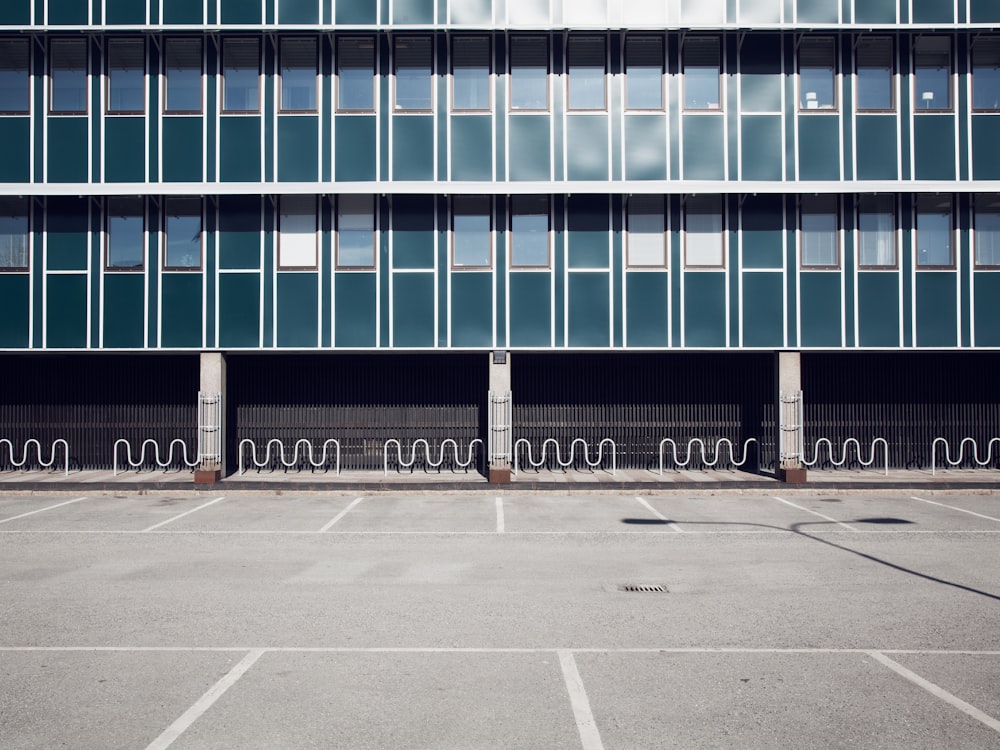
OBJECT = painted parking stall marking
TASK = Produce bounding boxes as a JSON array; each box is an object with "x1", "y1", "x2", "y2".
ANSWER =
[
  {"x1": 771, "y1": 495, "x2": 858, "y2": 531},
  {"x1": 142, "y1": 496, "x2": 226, "y2": 532},
  {"x1": 911, "y1": 496, "x2": 1000, "y2": 524},
  {"x1": 634, "y1": 496, "x2": 684, "y2": 531},
  {"x1": 318, "y1": 496, "x2": 365, "y2": 532},
  {"x1": 0, "y1": 496, "x2": 87, "y2": 525}
]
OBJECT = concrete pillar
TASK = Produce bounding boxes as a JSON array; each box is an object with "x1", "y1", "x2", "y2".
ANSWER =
[
  {"x1": 775, "y1": 351, "x2": 806, "y2": 483},
  {"x1": 195, "y1": 352, "x2": 226, "y2": 484},
  {"x1": 488, "y1": 351, "x2": 512, "y2": 484}
]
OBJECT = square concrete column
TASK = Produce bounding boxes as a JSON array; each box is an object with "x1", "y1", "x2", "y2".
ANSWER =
[
  {"x1": 488, "y1": 351, "x2": 512, "y2": 484},
  {"x1": 775, "y1": 351, "x2": 806, "y2": 484},
  {"x1": 195, "y1": 352, "x2": 226, "y2": 484}
]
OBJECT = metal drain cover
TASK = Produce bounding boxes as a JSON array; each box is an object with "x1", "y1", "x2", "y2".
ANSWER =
[{"x1": 618, "y1": 584, "x2": 669, "y2": 593}]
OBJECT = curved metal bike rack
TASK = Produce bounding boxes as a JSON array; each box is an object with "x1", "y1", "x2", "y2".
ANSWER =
[
  {"x1": 801, "y1": 437, "x2": 889, "y2": 476},
  {"x1": 931, "y1": 437, "x2": 1000, "y2": 475},
  {"x1": 383, "y1": 438, "x2": 483, "y2": 475},
  {"x1": 658, "y1": 438, "x2": 757, "y2": 474},
  {"x1": 113, "y1": 439, "x2": 199, "y2": 476},
  {"x1": 0, "y1": 438, "x2": 70, "y2": 476},
  {"x1": 513, "y1": 438, "x2": 617, "y2": 476},
  {"x1": 238, "y1": 438, "x2": 341, "y2": 475}
]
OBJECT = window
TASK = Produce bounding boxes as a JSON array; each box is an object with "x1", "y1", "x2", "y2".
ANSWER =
[
  {"x1": 50, "y1": 39, "x2": 87, "y2": 114},
  {"x1": 798, "y1": 37, "x2": 836, "y2": 111},
  {"x1": 684, "y1": 196, "x2": 723, "y2": 267},
  {"x1": 337, "y1": 195, "x2": 375, "y2": 268},
  {"x1": 452, "y1": 196, "x2": 492, "y2": 268},
  {"x1": 858, "y1": 195, "x2": 896, "y2": 268},
  {"x1": 627, "y1": 197, "x2": 665, "y2": 267},
  {"x1": 106, "y1": 197, "x2": 144, "y2": 271},
  {"x1": 974, "y1": 194, "x2": 1000, "y2": 267},
  {"x1": 567, "y1": 36, "x2": 605, "y2": 111},
  {"x1": 162, "y1": 198, "x2": 201, "y2": 270},
  {"x1": 683, "y1": 38, "x2": 721, "y2": 110},
  {"x1": 452, "y1": 37, "x2": 490, "y2": 111},
  {"x1": 856, "y1": 37, "x2": 893, "y2": 111},
  {"x1": 799, "y1": 196, "x2": 839, "y2": 268},
  {"x1": 914, "y1": 36, "x2": 951, "y2": 111},
  {"x1": 338, "y1": 38, "x2": 375, "y2": 112},
  {"x1": 280, "y1": 38, "x2": 317, "y2": 113},
  {"x1": 0, "y1": 197, "x2": 28, "y2": 271},
  {"x1": 625, "y1": 36, "x2": 663, "y2": 111},
  {"x1": 223, "y1": 38, "x2": 259, "y2": 113},
  {"x1": 0, "y1": 39, "x2": 29, "y2": 114},
  {"x1": 510, "y1": 36, "x2": 548, "y2": 111},
  {"x1": 510, "y1": 196, "x2": 549, "y2": 266},
  {"x1": 972, "y1": 38, "x2": 1000, "y2": 112},
  {"x1": 279, "y1": 196, "x2": 317, "y2": 269},
  {"x1": 916, "y1": 195, "x2": 953, "y2": 267},
  {"x1": 164, "y1": 38, "x2": 202, "y2": 114},
  {"x1": 107, "y1": 39, "x2": 145, "y2": 115},
  {"x1": 394, "y1": 37, "x2": 432, "y2": 111}
]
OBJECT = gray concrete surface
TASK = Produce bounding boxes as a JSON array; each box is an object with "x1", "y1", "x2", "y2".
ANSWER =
[{"x1": 1, "y1": 490, "x2": 999, "y2": 749}]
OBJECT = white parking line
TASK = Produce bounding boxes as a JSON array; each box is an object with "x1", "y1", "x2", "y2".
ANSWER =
[
  {"x1": 0, "y1": 496, "x2": 87, "y2": 525},
  {"x1": 2, "y1": 646, "x2": 1000, "y2": 655},
  {"x1": 868, "y1": 651, "x2": 1000, "y2": 735},
  {"x1": 911, "y1": 496, "x2": 1000, "y2": 524},
  {"x1": 318, "y1": 496, "x2": 365, "y2": 532},
  {"x1": 144, "y1": 649, "x2": 264, "y2": 750},
  {"x1": 142, "y1": 497, "x2": 226, "y2": 532},
  {"x1": 496, "y1": 497, "x2": 504, "y2": 533},
  {"x1": 771, "y1": 495, "x2": 857, "y2": 531},
  {"x1": 634, "y1": 497, "x2": 684, "y2": 532},
  {"x1": 558, "y1": 650, "x2": 605, "y2": 750}
]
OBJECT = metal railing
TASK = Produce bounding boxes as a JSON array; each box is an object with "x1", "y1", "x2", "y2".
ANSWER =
[
  {"x1": 383, "y1": 438, "x2": 483, "y2": 475},
  {"x1": 513, "y1": 438, "x2": 617, "y2": 476},
  {"x1": 802, "y1": 437, "x2": 890, "y2": 476},
  {"x1": 238, "y1": 438, "x2": 341, "y2": 475},
  {"x1": 0, "y1": 438, "x2": 70, "y2": 476},
  {"x1": 198, "y1": 391, "x2": 222, "y2": 465},
  {"x1": 489, "y1": 391, "x2": 513, "y2": 464},
  {"x1": 658, "y1": 438, "x2": 758, "y2": 474},
  {"x1": 931, "y1": 437, "x2": 1000, "y2": 475},
  {"x1": 113, "y1": 439, "x2": 199, "y2": 476}
]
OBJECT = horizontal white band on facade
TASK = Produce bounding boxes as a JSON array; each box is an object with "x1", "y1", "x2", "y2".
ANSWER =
[
  {"x1": 4, "y1": 180, "x2": 1000, "y2": 198},
  {"x1": 10, "y1": 23, "x2": 1000, "y2": 32}
]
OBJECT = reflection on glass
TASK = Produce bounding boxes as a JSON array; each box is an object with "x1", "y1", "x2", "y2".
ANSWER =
[
  {"x1": 975, "y1": 196, "x2": 1000, "y2": 266},
  {"x1": 0, "y1": 198, "x2": 28, "y2": 269},
  {"x1": 973, "y1": 39, "x2": 1000, "y2": 111},
  {"x1": 338, "y1": 196, "x2": 375, "y2": 267},
  {"x1": 858, "y1": 196, "x2": 895, "y2": 267},
  {"x1": 917, "y1": 197, "x2": 952, "y2": 266},
  {"x1": 223, "y1": 39, "x2": 259, "y2": 112},
  {"x1": 108, "y1": 39, "x2": 145, "y2": 113},
  {"x1": 510, "y1": 37, "x2": 548, "y2": 110},
  {"x1": 453, "y1": 197, "x2": 491, "y2": 267},
  {"x1": 856, "y1": 37, "x2": 893, "y2": 111},
  {"x1": 51, "y1": 39, "x2": 87, "y2": 113},
  {"x1": 914, "y1": 37, "x2": 950, "y2": 111},
  {"x1": 511, "y1": 197, "x2": 548, "y2": 266},
  {"x1": 165, "y1": 39, "x2": 202, "y2": 113},
  {"x1": 0, "y1": 40, "x2": 29, "y2": 113},
  {"x1": 107, "y1": 198, "x2": 144, "y2": 270},
  {"x1": 281, "y1": 38, "x2": 317, "y2": 112},
  {"x1": 165, "y1": 199, "x2": 201, "y2": 269},
  {"x1": 453, "y1": 37, "x2": 490, "y2": 111},
  {"x1": 395, "y1": 37, "x2": 432, "y2": 110},
  {"x1": 801, "y1": 197, "x2": 838, "y2": 267},
  {"x1": 338, "y1": 38, "x2": 374, "y2": 111}
]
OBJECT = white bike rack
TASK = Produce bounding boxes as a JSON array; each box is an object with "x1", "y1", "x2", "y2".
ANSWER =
[
  {"x1": 238, "y1": 438, "x2": 341, "y2": 475},
  {"x1": 113, "y1": 439, "x2": 200, "y2": 476},
  {"x1": 931, "y1": 437, "x2": 1000, "y2": 475},
  {"x1": 0, "y1": 438, "x2": 70, "y2": 476},
  {"x1": 513, "y1": 438, "x2": 617, "y2": 476},
  {"x1": 658, "y1": 438, "x2": 757, "y2": 474},
  {"x1": 383, "y1": 438, "x2": 483, "y2": 475},
  {"x1": 801, "y1": 437, "x2": 889, "y2": 476}
]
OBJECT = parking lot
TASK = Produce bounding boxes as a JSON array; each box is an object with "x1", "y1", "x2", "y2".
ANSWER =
[{"x1": 2, "y1": 490, "x2": 1000, "y2": 749}]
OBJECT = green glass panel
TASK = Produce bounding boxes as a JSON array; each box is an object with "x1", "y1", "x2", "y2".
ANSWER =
[
  {"x1": 336, "y1": 0, "x2": 376, "y2": 23},
  {"x1": 334, "y1": 273, "x2": 377, "y2": 347},
  {"x1": 218, "y1": 197, "x2": 261, "y2": 270},
  {"x1": 47, "y1": 118, "x2": 88, "y2": 183},
  {"x1": 335, "y1": 116, "x2": 377, "y2": 182},
  {"x1": 739, "y1": 35, "x2": 782, "y2": 113},
  {"x1": 102, "y1": 274, "x2": 145, "y2": 348},
  {"x1": 392, "y1": 273, "x2": 435, "y2": 347},
  {"x1": 974, "y1": 274, "x2": 1000, "y2": 346},
  {"x1": 47, "y1": 0, "x2": 88, "y2": 24},
  {"x1": 508, "y1": 272, "x2": 551, "y2": 347},
  {"x1": 162, "y1": 118, "x2": 204, "y2": 182},
  {"x1": 392, "y1": 196, "x2": 435, "y2": 270},
  {"x1": 914, "y1": 117, "x2": 956, "y2": 180},
  {"x1": 911, "y1": 0, "x2": 953, "y2": 23},
  {"x1": 857, "y1": 273, "x2": 900, "y2": 347},
  {"x1": 45, "y1": 275, "x2": 87, "y2": 348},
  {"x1": 971, "y1": 0, "x2": 1000, "y2": 21},
  {"x1": 105, "y1": 117, "x2": 145, "y2": 183},
  {"x1": 741, "y1": 273, "x2": 784, "y2": 347},
  {"x1": 624, "y1": 116, "x2": 667, "y2": 181},
  {"x1": 220, "y1": 117, "x2": 262, "y2": 182},
  {"x1": 741, "y1": 195, "x2": 784, "y2": 268},
  {"x1": 278, "y1": 0, "x2": 318, "y2": 22},
  {"x1": 855, "y1": 0, "x2": 895, "y2": 22},
  {"x1": 509, "y1": 116, "x2": 550, "y2": 181},
  {"x1": 450, "y1": 272, "x2": 493, "y2": 347},
  {"x1": 682, "y1": 115, "x2": 724, "y2": 180},
  {"x1": 799, "y1": 272, "x2": 842, "y2": 347},
  {"x1": 796, "y1": 0, "x2": 837, "y2": 22},
  {"x1": 0, "y1": 118, "x2": 29, "y2": 182},
  {"x1": 0, "y1": 275, "x2": 29, "y2": 347},
  {"x1": 566, "y1": 116, "x2": 609, "y2": 181},
  {"x1": 393, "y1": 0, "x2": 433, "y2": 22},
  {"x1": 0, "y1": 0, "x2": 30, "y2": 24},
  {"x1": 278, "y1": 116, "x2": 319, "y2": 182},
  {"x1": 625, "y1": 272, "x2": 668, "y2": 347},
  {"x1": 46, "y1": 197, "x2": 88, "y2": 271},
  {"x1": 972, "y1": 117, "x2": 1000, "y2": 180},
  {"x1": 856, "y1": 116, "x2": 898, "y2": 180},
  {"x1": 277, "y1": 273, "x2": 319, "y2": 347},
  {"x1": 451, "y1": 0, "x2": 490, "y2": 23},
  {"x1": 567, "y1": 196, "x2": 609, "y2": 269},
  {"x1": 218, "y1": 273, "x2": 261, "y2": 347},
  {"x1": 450, "y1": 116, "x2": 492, "y2": 181},
  {"x1": 741, "y1": 116, "x2": 782, "y2": 181},
  {"x1": 568, "y1": 274, "x2": 610, "y2": 348},
  {"x1": 164, "y1": 0, "x2": 202, "y2": 22},
  {"x1": 797, "y1": 116, "x2": 840, "y2": 181},
  {"x1": 683, "y1": 273, "x2": 726, "y2": 347},
  {"x1": 105, "y1": 0, "x2": 145, "y2": 23},
  {"x1": 915, "y1": 272, "x2": 957, "y2": 347},
  {"x1": 161, "y1": 274, "x2": 203, "y2": 348},
  {"x1": 391, "y1": 116, "x2": 434, "y2": 181},
  {"x1": 220, "y1": 0, "x2": 261, "y2": 22}
]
